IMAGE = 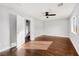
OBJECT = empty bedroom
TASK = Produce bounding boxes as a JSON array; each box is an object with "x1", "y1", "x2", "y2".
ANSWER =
[{"x1": 0, "y1": 3, "x2": 79, "y2": 56}]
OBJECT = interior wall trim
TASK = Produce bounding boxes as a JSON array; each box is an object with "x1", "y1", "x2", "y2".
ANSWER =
[{"x1": 70, "y1": 38, "x2": 79, "y2": 55}]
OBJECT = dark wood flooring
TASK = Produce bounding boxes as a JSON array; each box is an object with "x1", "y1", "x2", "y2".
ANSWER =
[{"x1": 0, "y1": 35, "x2": 78, "y2": 56}]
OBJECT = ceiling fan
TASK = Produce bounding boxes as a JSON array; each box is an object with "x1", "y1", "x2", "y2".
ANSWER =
[{"x1": 45, "y1": 12, "x2": 56, "y2": 18}]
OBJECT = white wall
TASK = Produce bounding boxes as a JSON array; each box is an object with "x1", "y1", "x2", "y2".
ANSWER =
[
  {"x1": 43, "y1": 18, "x2": 69, "y2": 37},
  {"x1": 0, "y1": 6, "x2": 10, "y2": 51},
  {"x1": 69, "y1": 4, "x2": 79, "y2": 55},
  {"x1": 31, "y1": 18, "x2": 70, "y2": 40},
  {"x1": 31, "y1": 19, "x2": 44, "y2": 40}
]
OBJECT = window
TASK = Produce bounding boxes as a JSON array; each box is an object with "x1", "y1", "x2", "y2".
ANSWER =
[{"x1": 71, "y1": 15, "x2": 79, "y2": 34}]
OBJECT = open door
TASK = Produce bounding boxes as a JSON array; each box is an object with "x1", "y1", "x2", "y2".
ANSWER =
[{"x1": 17, "y1": 15, "x2": 25, "y2": 47}]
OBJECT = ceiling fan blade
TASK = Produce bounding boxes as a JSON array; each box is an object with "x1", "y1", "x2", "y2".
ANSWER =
[{"x1": 48, "y1": 14, "x2": 56, "y2": 16}]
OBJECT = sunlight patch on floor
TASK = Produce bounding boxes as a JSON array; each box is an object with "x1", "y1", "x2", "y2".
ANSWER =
[{"x1": 20, "y1": 41, "x2": 53, "y2": 50}]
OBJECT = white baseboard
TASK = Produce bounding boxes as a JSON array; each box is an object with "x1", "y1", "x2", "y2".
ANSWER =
[
  {"x1": 0, "y1": 43, "x2": 16, "y2": 52},
  {"x1": 0, "y1": 47, "x2": 10, "y2": 52},
  {"x1": 36, "y1": 35, "x2": 69, "y2": 38},
  {"x1": 70, "y1": 38, "x2": 79, "y2": 55}
]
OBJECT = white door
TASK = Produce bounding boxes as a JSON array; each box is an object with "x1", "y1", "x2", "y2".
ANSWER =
[{"x1": 17, "y1": 15, "x2": 25, "y2": 48}]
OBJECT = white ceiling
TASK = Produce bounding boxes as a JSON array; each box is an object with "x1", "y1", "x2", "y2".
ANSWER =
[{"x1": 0, "y1": 3, "x2": 76, "y2": 20}]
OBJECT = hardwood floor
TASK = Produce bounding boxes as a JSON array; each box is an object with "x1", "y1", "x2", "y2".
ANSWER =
[{"x1": 0, "y1": 35, "x2": 78, "y2": 56}]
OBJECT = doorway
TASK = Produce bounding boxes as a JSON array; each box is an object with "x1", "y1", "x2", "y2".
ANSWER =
[{"x1": 25, "y1": 20, "x2": 31, "y2": 42}]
